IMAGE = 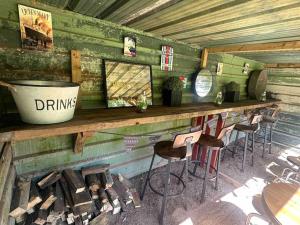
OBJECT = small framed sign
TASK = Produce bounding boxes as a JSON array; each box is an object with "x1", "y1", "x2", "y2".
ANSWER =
[
  {"x1": 243, "y1": 63, "x2": 250, "y2": 74},
  {"x1": 124, "y1": 37, "x2": 136, "y2": 57},
  {"x1": 18, "y1": 5, "x2": 53, "y2": 50},
  {"x1": 216, "y1": 62, "x2": 223, "y2": 75},
  {"x1": 161, "y1": 45, "x2": 173, "y2": 71}
]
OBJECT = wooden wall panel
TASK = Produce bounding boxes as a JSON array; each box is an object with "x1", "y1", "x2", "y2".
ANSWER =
[
  {"x1": 267, "y1": 68, "x2": 300, "y2": 153},
  {"x1": 0, "y1": 0, "x2": 264, "y2": 177}
]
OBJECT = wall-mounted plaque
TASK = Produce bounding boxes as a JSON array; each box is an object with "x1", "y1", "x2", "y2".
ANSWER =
[
  {"x1": 104, "y1": 60, "x2": 152, "y2": 108},
  {"x1": 18, "y1": 5, "x2": 53, "y2": 50},
  {"x1": 194, "y1": 69, "x2": 213, "y2": 97},
  {"x1": 124, "y1": 37, "x2": 136, "y2": 57},
  {"x1": 161, "y1": 45, "x2": 173, "y2": 71}
]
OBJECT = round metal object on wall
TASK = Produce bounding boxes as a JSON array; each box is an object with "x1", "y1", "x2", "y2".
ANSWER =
[
  {"x1": 194, "y1": 69, "x2": 213, "y2": 97},
  {"x1": 248, "y1": 70, "x2": 267, "y2": 100}
]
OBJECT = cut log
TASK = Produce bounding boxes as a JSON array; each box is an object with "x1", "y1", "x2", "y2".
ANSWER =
[
  {"x1": 74, "y1": 216, "x2": 83, "y2": 225},
  {"x1": 98, "y1": 188, "x2": 108, "y2": 204},
  {"x1": 131, "y1": 188, "x2": 141, "y2": 208},
  {"x1": 90, "y1": 189, "x2": 99, "y2": 200},
  {"x1": 27, "y1": 182, "x2": 42, "y2": 211},
  {"x1": 0, "y1": 142, "x2": 12, "y2": 201},
  {"x1": 37, "y1": 171, "x2": 61, "y2": 189},
  {"x1": 0, "y1": 165, "x2": 16, "y2": 225},
  {"x1": 112, "y1": 176, "x2": 132, "y2": 205},
  {"x1": 86, "y1": 174, "x2": 100, "y2": 192},
  {"x1": 40, "y1": 186, "x2": 57, "y2": 210},
  {"x1": 34, "y1": 209, "x2": 48, "y2": 225},
  {"x1": 81, "y1": 164, "x2": 109, "y2": 177},
  {"x1": 70, "y1": 189, "x2": 92, "y2": 207},
  {"x1": 106, "y1": 187, "x2": 121, "y2": 214},
  {"x1": 9, "y1": 177, "x2": 31, "y2": 218},
  {"x1": 59, "y1": 177, "x2": 73, "y2": 208},
  {"x1": 63, "y1": 169, "x2": 86, "y2": 193},
  {"x1": 99, "y1": 170, "x2": 113, "y2": 189},
  {"x1": 53, "y1": 182, "x2": 65, "y2": 214},
  {"x1": 89, "y1": 213, "x2": 109, "y2": 225}
]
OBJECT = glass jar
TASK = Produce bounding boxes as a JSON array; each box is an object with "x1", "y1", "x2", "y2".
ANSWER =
[{"x1": 136, "y1": 91, "x2": 148, "y2": 112}]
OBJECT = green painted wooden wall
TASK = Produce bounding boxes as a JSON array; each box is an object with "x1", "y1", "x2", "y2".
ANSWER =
[
  {"x1": 267, "y1": 68, "x2": 300, "y2": 152},
  {"x1": 0, "y1": 0, "x2": 264, "y2": 177}
]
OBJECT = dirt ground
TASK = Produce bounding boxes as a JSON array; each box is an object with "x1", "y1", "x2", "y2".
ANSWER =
[{"x1": 106, "y1": 141, "x2": 298, "y2": 225}]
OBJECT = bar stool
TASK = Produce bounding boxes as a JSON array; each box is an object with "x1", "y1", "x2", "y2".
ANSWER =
[
  {"x1": 140, "y1": 130, "x2": 202, "y2": 225},
  {"x1": 191, "y1": 124, "x2": 235, "y2": 203},
  {"x1": 261, "y1": 106, "x2": 280, "y2": 158},
  {"x1": 233, "y1": 114, "x2": 262, "y2": 171}
]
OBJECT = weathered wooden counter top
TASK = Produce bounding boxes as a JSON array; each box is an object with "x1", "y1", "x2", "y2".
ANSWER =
[{"x1": 0, "y1": 100, "x2": 280, "y2": 142}]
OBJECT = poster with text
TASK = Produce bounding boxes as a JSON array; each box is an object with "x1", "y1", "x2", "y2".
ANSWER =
[
  {"x1": 161, "y1": 45, "x2": 173, "y2": 71},
  {"x1": 18, "y1": 5, "x2": 53, "y2": 50}
]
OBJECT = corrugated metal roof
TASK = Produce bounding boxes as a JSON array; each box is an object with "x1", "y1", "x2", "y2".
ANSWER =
[{"x1": 39, "y1": 0, "x2": 300, "y2": 63}]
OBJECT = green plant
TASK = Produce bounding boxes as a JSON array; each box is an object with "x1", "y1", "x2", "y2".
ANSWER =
[
  {"x1": 225, "y1": 81, "x2": 240, "y2": 92},
  {"x1": 163, "y1": 76, "x2": 183, "y2": 91}
]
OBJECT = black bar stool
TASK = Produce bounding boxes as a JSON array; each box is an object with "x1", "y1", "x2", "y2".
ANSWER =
[
  {"x1": 140, "y1": 130, "x2": 202, "y2": 225},
  {"x1": 233, "y1": 114, "x2": 262, "y2": 171},
  {"x1": 261, "y1": 106, "x2": 280, "y2": 158},
  {"x1": 191, "y1": 124, "x2": 235, "y2": 203}
]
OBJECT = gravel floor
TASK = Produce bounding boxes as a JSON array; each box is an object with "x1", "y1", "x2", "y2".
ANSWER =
[{"x1": 106, "y1": 141, "x2": 297, "y2": 225}]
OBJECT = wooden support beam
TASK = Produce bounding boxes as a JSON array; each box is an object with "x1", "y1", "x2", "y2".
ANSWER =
[
  {"x1": 200, "y1": 48, "x2": 208, "y2": 68},
  {"x1": 265, "y1": 63, "x2": 300, "y2": 68},
  {"x1": 71, "y1": 50, "x2": 81, "y2": 109},
  {"x1": 208, "y1": 40, "x2": 300, "y2": 53},
  {"x1": 73, "y1": 131, "x2": 94, "y2": 154}
]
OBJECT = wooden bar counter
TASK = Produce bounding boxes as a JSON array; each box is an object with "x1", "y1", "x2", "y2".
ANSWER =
[{"x1": 0, "y1": 100, "x2": 280, "y2": 142}]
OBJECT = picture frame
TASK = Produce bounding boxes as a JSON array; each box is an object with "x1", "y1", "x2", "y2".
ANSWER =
[
  {"x1": 161, "y1": 45, "x2": 174, "y2": 71},
  {"x1": 124, "y1": 37, "x2": 136, "y2": 57},
  {"x1": 103, "y1": 60, "x2": 153, "y2": 108}
]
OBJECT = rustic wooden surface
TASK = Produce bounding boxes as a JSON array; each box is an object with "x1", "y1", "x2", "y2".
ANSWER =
[
  {"x1": 263, "y1": 183, "x2": 300, "y2": 225},
  {"x1": 0, "y1": 100, "x2": 279, "y2": 142}
]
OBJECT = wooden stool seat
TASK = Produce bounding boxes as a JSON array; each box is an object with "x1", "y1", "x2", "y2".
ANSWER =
[
  {"x1": 261, "y1": 116, "x2": 276, "y2": 124},
  {"x1": 287, "y1": 156, "x2": 300, "y2": 167},
  {"x1": 262, "y1": 183, "x2": 300, "y2": 225},
  {"x1": 197, "y1": 134, "x2": 224, "y2": 148},
  {"x1": 234, "y1": 124, "x2": 257, "y2": 132},
  {"x1": 154, "y1": 141, "x2": 187, "y2": 160}
]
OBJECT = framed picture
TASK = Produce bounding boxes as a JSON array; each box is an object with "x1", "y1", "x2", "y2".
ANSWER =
[
  {"x1": 243, "y1": 63, "x2": 250, "y2": 74},
  {"x1": 161, "y1": 45, "x2": 173, "y2": 71},
  {"x1": 18, "y1": 5, "x2": 53, "y2": 50},
  {"x1": 124, "y1": 37, "x2": 136, "y2": 57},
  {"x1": 103, "y1": 60, "x2": 153, "y2": 108},
  {"x1": 216, "y1": 62, "x2": 223, "y2": 75}
]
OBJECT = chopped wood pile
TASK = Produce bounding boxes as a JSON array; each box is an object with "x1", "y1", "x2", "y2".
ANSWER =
[{"x1": 9, "y1": 164, "x2": 141, "y2": 225}]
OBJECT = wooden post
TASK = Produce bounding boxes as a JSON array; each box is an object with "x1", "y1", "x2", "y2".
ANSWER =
[
  {"x1": 200, "y1": 48, "x2": 208, "y2": 68},
  {"x1": 73, "y1": 131, "x2": 94, "y2": 154},
  {"x1": 71, "y1": 50, "x2": 82, "y2": 109}
]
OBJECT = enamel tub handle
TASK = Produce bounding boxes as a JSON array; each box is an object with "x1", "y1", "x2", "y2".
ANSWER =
[{"x1": 0, "y1": 81, "x2": 17, "y2": 92}]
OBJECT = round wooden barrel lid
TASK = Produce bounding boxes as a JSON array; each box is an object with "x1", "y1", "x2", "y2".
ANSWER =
[{"x1": 248, "y1": 70, "x2": 267, "y2": 100}]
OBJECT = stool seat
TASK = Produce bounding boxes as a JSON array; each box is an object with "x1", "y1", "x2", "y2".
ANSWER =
[
  {"x1": 154, "y1": 141, "x2": 186, "y2": 160},
  {"x1": 235, "y1": 124, "x2": 257, "y2": 132},
  {"x1": 197, "y1": 134, "x2": 224, "y2": 148},
  {"x1": 261, "y1": 116, "x2": 276, "y2": 124},
  {"x1": 287, "y1": 156, "x2": 300, "y2": 167}
]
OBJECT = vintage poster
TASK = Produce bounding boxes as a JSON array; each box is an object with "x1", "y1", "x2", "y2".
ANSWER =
[
  {"x1": 124, "y1": 37, "x2": 136, "y2": 57},
  {"x1": 161, "y1": 45, "x2": 173, "y2": 71},
  {"x1": 18, "y1": 5, "x2": 53, "y2": 50}
]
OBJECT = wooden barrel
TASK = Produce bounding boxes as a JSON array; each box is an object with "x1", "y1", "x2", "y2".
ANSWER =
[{"x1": 248, "y1": 70, "x2": 267, "y2": 100}]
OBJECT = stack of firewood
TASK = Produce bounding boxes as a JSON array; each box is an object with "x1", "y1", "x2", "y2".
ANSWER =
[{"x1": 8, "y1": 164, "x2": 141, "y2": 225}]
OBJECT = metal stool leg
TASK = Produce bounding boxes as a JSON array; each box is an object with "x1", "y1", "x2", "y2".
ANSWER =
[
  {"x1": 242, "y1": 133, "x2": 248, "y2": 172},
  {"x1": 183, "y1": 157, "x2": 189, "y2": 210},
  {"x1": 192, "y1": 144, "x2": 202, "y2": 175},
  {"x1": 140, "y1": 153, "x2": 155, "y2": 200},
  {"x1": 159, "y1": 159, "x2": 171, "y2": 225},
  {"x1": 233, "y1": 131, "x2": 240, "y2": 157},
  {"x1": 215, "y1": 150, "x2": 221, "y2": 190},
  {"x1": 262, "y1": 125, "x2": 268, "y2": 158},
  {"x1": 178, "y1": 159, "x2": 186, "y2": 184},
  {"x1": 201, "y1": 148, "x2": 212, "y2": 203},
  {"x1": 269, "y1": 124, "x2": 273, "y2": 154},
  {"x1": 251, "y1": 132, "x2": 254, "y2": 166}
]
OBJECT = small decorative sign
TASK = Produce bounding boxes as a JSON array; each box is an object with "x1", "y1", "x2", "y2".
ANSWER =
[
  {"x1": 216, "y1": 62, "x2": 223, "y2": 75},
  {"x1": 124, "y1": 136, "x2": 139, "y2": 152},
  {"x1": 124, "y1": 37, "x2": 136, "y2": 57},
  {"x1": 18, "y1": 5, "x2": 53, "y2": 50},
  {"x1": 243, "y1": 63, "x2": 250, "y2": 74},
  {"x1": 161, "y1": 45, "x2": 173, "y2": 71}
]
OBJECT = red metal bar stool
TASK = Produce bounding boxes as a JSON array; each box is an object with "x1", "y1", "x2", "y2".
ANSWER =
[
  {"x1": 140, "y1": 130, "x2": 202, "y2": 225},
  {"x1": 233, "y1": 114, "x2": 262, "y2": 171},
  {"x1": 191, "y1": 124, "x2": 235, "y2": 203}
]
